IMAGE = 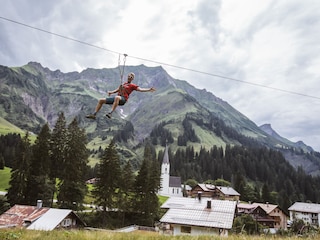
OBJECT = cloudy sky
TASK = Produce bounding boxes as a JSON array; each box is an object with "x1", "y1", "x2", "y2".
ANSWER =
[{"x1": 1, "y1": 0, "x2": 320, "y2": 151}]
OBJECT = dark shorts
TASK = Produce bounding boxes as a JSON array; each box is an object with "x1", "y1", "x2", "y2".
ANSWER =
[{"x1": 105, "y1": 96, "x2": 126, "y2": 106}]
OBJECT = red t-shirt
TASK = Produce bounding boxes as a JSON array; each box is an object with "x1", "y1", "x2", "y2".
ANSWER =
[{"x1": 119, "y1": 82, "x2": 138, "y2": 100}]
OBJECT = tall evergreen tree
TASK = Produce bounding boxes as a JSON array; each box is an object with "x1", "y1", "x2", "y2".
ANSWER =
[
  {"x1": 7, "y1": 132, "x2": 32, "y2": 205},
  {"x1": 118, "y1": 161, "x2": 135, "y2": 225},
  {"x1": 0, "y1": 155, "x2": 4, "y2": 169},
  {"x1": 92, "y1": 140, "x2": 121, "y2": 224},
  {"x1": 25, "y1": 123, "x2": 54, "y2": 207},
  {"x1": 49, "y1": 112, "x2": 67, "y2": 206},
  {"x1": 134, "y1": 143, "x2": 160, "y2": 226},
  {"x1": 261, "y1": 183, "x2": 271, "y2": 203},
  {"x1": 50, "y1": 112, "x2": 67, "y2": 179},
  {"x1": 57, "y1": 118, "x2": 88, "y2": 210}
]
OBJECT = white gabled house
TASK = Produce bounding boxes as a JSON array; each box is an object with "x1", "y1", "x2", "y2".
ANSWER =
[
  {"x1": 288, "y1": 202, "x2": 320, "y2": 227},
  {"x1": 159, "y1": 196, "x2": 237, "y2": 236}
]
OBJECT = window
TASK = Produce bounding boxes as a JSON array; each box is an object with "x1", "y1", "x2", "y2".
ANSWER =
[
  {"x1": 181, "y1": 226, "x2": 191, "y2": 233},
  {"x1": 61, "y1": 218, "x2": 72, "y2": 227}
]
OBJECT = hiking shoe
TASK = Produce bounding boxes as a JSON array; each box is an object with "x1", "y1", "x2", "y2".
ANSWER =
[
  {"x1": 86, "y1": 114, "x2": 96, "y2": 120},
  {"x1": 106, "y1": 112, "x2": 112, "y2": 119}
]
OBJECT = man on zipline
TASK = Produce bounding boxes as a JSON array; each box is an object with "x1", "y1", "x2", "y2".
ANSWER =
[{"x1": 86, "y1": 72, "x2": 156, "y2": 119}]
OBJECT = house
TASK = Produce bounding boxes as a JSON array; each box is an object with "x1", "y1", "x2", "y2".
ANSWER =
[
  {"x1": 190, "y1": 183, "x2": 240, "y2": 201},
  {"x1": 237, "y1": 203, "x2": 277, "y2": 229},
  {"x1": 0, "y1": 202, "x2": 49, "y2": 228},
  {"x1": 237, "y1": 202, "x2": 288, "y2": 231},
  {"x1": 27, "y1": 208, "x2": 85, "y2": 231},
  {"x1": 0, "y1": 200, "x2": 85, "y2": 230},
  {"x1": 158, "y1": 145, "x2": 182, "y2": 197},
  {"x1": 181, "y1": 184, "x2": 192, "y2": 197},
  {"x1": 159, "y1": 196, "x2": 237, "y2": 236},
  {"x1": 288, "y1": 202, "x2": 320, "y2": 227}
]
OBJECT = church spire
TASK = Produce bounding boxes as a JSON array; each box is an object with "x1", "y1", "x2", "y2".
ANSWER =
[{"x1": 163, "y1": 144, "x2": 169, "y2": 164}]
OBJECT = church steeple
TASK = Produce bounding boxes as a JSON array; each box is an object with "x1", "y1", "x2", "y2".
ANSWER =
[
  {"x1": 163, "y1": 144, "x2": 169, "y2": 164},
  {"x1": 158, "y1": 144, "x2": 183, "y2": 197},
  {"x1": 159, "y1": 144, "x2": 170, "y2": 194}
]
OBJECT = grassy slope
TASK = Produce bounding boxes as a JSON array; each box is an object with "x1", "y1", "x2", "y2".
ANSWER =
[
  {"x1": 0, "y1": 167, "x2": 10, "y2": 191},
  {"x1": 0, "y1": 117, "x2": 24, "y2": 135}
]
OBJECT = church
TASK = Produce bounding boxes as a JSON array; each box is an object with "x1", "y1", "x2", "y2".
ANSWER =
[{"x1": 158, "y1": 145, "x2": 183, "y2": 197}]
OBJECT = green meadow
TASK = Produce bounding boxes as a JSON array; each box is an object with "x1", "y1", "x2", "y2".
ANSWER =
[
  {"x1": 0, "y1": 167, "x2": 10, "y2": 191},
  {"x1": 0, "y1": 229, "x2": 319, "y2": 240}
]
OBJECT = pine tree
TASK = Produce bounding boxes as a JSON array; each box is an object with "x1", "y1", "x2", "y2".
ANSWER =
[
  {"x1": 57, "y1": 118, "x2": 88, "y2": 210},
  {"x1": 49, "y1": 112, "x2": 67, "y2": 206},
  {"x1": 50, "y1": 112, "x2": 67, "y2": 179},
  {"x1": 119, "y1": 161, "x2": 135, "y2": 210},
  {"x1": 92, "y1": 140, "x2": 121, "y2": 225},
  {"x1": 7, "y1": 132, "x2": 32, "y2": 205},
  {"x1": 26, "y1": 123, "x2": 54, "y2": 207},
  {"x1": 134, "y1": 143, "x2": 160, "y2": 226},
  {"x1": 118, "y1": 161, "x2": 135, "y2": 225},
  {"x1": 0, "y1": 155, "x2": 4, "y2": 169},
  {"x1": 0, "y1": 195, "x2": 10, "y2": 214},
  {"x1": 262, "y1": 183, "x2": 271, "y2": 203}
]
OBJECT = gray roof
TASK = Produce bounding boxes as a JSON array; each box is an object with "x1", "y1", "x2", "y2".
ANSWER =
[
  {"x1": 160, "y1": 197, "x2": 236, "y2": 229},
  {"x1": 27, "y1": 208, "x2": 72, "y2": 231},
  {"x1": 197, "y1": 184, "x2": 240, "y2": 196},
  {"x1": 288, "y1": 202, "x2": 320, "y2": 214},
  {"x1": 182, "y1": 185, "x2": 192, "y2": 191},
  {"x1": 169, "y1": 176, "x2": 181, "y2": 187}
]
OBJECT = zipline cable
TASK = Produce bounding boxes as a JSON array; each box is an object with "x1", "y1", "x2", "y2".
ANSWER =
[
  {"x1": 0, "y1": 16, "x2": 120, "y2": 55},
  {"x1": 1, "y1": 16, "x2": 319, "y2": 100}
]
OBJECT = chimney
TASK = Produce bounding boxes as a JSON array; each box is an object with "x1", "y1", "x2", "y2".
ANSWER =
[
  {"x1": 197, "y1": 191, "x2": 202, "y2": 202},
  {"x1": 37, "y1": 200, "x2": 43, "y2": 209},
  {"x1": 207, "y1": 200, "x2": 211, "y2": 209}
]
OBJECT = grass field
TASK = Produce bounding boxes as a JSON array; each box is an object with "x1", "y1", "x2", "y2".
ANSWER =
[
  {"x1": 0, "y1": 117, "x2": 24, "y2": 135},
  {"x1": 0, "y1": 229, "x2": 319, "y2": 240},
  {"x1": 0, "y1": 167, "x2": 10, "y2": 191}
]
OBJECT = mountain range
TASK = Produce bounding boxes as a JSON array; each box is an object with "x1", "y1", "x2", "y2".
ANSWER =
[{"x1": 1, "y1": 62, "x2": 320, "y2": 176}]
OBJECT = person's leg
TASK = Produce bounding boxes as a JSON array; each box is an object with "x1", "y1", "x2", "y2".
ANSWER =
[
  {"x1": 94, "y1": 98, "x2": 107, "y2": 114},
  {"x1": 106, "y1": 96, "x2": 126, "y2": 118},
  {"x1": 111, "y1": 96, "x2": 121, "y2": 112},
  {"x1": 86, "y1": 98, "x2": 108, "y2": 119}
]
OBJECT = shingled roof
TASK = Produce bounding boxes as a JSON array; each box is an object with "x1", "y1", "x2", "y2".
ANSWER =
[
  {"x1": 288, "y1": 202, "x2": 320, "y2": 214},
  {"x1": 0, "y1": 205, "x2": 49, "y2": 227},
  {"x1": 160, "y1": 197, "x2": 237, "y2": 229}
]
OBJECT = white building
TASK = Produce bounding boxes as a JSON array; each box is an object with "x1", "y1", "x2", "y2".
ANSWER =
[
  {"x1": 158, "y1": 145, "x2": 182, "y2": 197},
  {"x1": 159, "y1": 196, "x2": 237, "y2": 236},
  {"x1": 288, "y1": 202, "x2": 320, "y2": 227}
]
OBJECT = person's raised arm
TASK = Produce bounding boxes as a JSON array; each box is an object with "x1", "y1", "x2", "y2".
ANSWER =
[{"x1": 136, "y1": 87, "x2": 156, "y2": 92}]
